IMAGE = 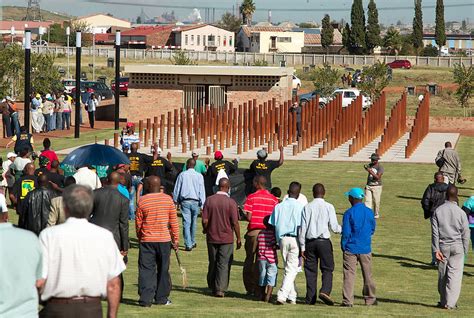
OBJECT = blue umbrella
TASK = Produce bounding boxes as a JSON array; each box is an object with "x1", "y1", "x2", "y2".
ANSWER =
[{"x1": 61, "y1": 144, "x2": 130, "y2": 167}]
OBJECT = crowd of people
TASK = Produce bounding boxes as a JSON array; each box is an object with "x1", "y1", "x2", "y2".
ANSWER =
[{"x1": 0, "y1": 128, "x2": 472, "y2": 317}]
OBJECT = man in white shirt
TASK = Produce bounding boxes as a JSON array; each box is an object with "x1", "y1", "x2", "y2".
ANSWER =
[
  {"x1": 73, "y1": 166, "x2": 102, "y2": 190},
  {"x1": 283, "y1": 192, "x2": 308, "y2": 206},
  {"x1": 38, "y1": 184, "x2": 125, "y2": 318},
  {"x1": 298, "y1": 183, "x2": 341, "y2": 306}
]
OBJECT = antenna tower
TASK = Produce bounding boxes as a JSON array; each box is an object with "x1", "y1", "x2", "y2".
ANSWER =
[{"x1": 24, "y1": 0, "x2": 43, "y2": 21}]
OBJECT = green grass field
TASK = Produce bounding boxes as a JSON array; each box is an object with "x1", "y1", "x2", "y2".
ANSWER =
[{"x1": 7, "y1": 136, "x2": 473, "y2": 317}]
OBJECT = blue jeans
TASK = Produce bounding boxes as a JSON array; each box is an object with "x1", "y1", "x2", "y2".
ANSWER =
[
  {"x1": 10, "y1": 112, "x2": 20, "y2": 135},
  {"x1": 180, "y1": 200, "x2": 200, "y2": 249},
  {"x1": 56, "y1": 112, "x2": 63, "y2": 130},
  {"x1": 50, "y1": 113, "x2": 57, "y2": 130},
  {"x1": 129, "y1": 176, "x2": 143, "y2": 220},
  {"x1": 43, "y1": 114, "x2": 51, "y2": 132},
  {"x1": 62, "y1": 112, "x2": 71, "y2": 129}
]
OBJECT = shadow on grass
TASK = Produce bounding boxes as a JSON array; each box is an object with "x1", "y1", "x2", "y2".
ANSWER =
[
  {"x1": 373, "y1": 253, "x2": 430, "y2": 265},
  {"x1": 173, "y1": 285, "x2": 257, "y2": 301},
  {"x1": 396, "y1": 195, "x2": 422, "y2": 201},
  {"x1": 232, "y1": 260, "x2": 245, "y2": 267},
  {"x1": 121, "y1": 298, "x2": 141, "y2": 307},
  {"x1": 457, "y1": 186, "x2": 474, "y2": 191},
  {"x1": 355, "y1": 296, "x2": 437, "y2": 308}
]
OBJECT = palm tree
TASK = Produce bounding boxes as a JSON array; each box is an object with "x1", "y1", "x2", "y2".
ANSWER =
[
  {"x1": 383, "y1": 27, "x2": 402, "y2": 55},
  {"x1": 240, "y1": 0, "x2": 256, "y2": 26}
]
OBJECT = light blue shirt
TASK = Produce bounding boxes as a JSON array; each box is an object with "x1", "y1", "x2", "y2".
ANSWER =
[
  {"x1": 0, "y1": 223, "x2": 42, "y2": 318},
  {"x1": 31, "y1": 98, "x2": 41, "y2": 112},
  {"x1": 173, "y1": 168, "x2": 206, "y2": 207},
  {"x1": 269, "y1": 197, "x2": 304, "y2": 241}
]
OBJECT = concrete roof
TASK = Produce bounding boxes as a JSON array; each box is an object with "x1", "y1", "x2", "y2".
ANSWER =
[{"x1": 125, "y1": 65, "x2": 295, "y2": 76}]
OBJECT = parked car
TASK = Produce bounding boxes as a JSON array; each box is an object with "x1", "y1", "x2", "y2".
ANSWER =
[
  {"x1": 71, "y1": 81, "x2": 114, "y2": 100},
  {"x1": 292, "y1": 75, "x2": 301, "y2": 90},
  {"x1": 298, "y1": 89, "x2": 322, "y2": 106},
  {"x1": 319, "y1": 88, "x2": 371, "y2": 109},
  {"x1": 62, "y1": 79, "x2": 76, "y2": 93},
  {"x1": 387, "y1": 59, "x2": 412, "y2": 69},
  {"x1": 111, "y1": 77, "x2": 129, "y2": 97}
]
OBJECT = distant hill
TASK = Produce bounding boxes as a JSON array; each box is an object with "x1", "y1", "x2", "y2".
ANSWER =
[{"x1": 1, "y1": 6, "x2": 72, "y2": 22}]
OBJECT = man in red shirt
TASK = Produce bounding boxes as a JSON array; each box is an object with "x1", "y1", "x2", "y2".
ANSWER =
[
  {"x1": 136, "y1": 176, "x2": 179, "y2": 307},
  {"x1": 202, "y1": 178, "x2": 241, "y2": 297},
  {"x1": 40, "y1": 138, "x2": 59, "y2": 171},
  {"x1": 242, "y1": 175, "x2": 279, "y2": 296}
]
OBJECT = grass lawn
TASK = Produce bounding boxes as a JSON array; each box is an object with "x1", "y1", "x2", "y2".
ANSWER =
[{"x1": 6, "y1": 137, "x2": 473, "y2": 317}]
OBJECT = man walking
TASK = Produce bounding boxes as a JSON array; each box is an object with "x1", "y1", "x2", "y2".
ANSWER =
[
  {"x1": 431, "y1": 185, "x2": 470, "y2": 310},
  {"x1": 173, "y1": 158, "x2": 206, "y2": 251},
  {"x1": 38, "y1": 185, "x2": 125, "y2": 317},
  {"x1": 249, "y1": 147, "x2": 284, "y2": 191},
  {"x1": 299, "y1": 183, "x2": 341, "y2": 306},
  {"x1": 202, "y1": 178, "x2": 241, "y2": 297},
  {"x1": 182, "y1": 151, "x2": 208, "y2": 175},
  {"x1": 269, "y1": 182, "x2": 305, "y2": 305},
  {"x1": 435, "y1": 141, "x2": 465, "y2": 184},
  {"x1": 136, "y1": 176, "x2": 179, "y2": 306},
  {"x1": 421, "y1": 172, "x2": 449, "y2": 264},
  {"x1": 20, "y1": 174, "x2": 56, "y2": 235},
  {"x1": 341, "y1": 188, "x2": 377, "y2": 307},
  {"x1": 242, "y1": 176, "x2": 279, "y2": 296},
  {"x1": 364, "y1": 153, "x2": 384, "y2": 219}
]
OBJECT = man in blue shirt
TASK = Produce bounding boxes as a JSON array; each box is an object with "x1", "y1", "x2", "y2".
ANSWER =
[
  {"x1": 269, "y1": 181, "x2": 305, "y2": 305},
  {"x1": 173, "y1": 158, "x2": 206, "y2": 251},
  {"x1": 341, "y1": 188, "x2": 377, "y2": 307}
]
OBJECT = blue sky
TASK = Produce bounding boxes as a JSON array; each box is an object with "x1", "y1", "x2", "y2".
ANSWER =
[{"x1": 3, "y1": 0, "x2": 473, "y2": 25}]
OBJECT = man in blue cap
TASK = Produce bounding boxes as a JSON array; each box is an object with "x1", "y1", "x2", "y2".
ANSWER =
[{"x1": 341, "y1": 188, "x2": 376, "y2": 307}]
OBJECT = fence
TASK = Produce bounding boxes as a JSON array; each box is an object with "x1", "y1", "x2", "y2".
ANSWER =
[
  {"x1": 348, "y1": 92, "x2": 386, "y2": 157},
  {"x1": 376, "y1": 93, "x2": 407, "y2": 156},
  {"x1": 405, "y1": 93, "x2": 430, "y2": 158},
  {"x1": 34, "y1": 46, "x2": 474, "y2": 68}
]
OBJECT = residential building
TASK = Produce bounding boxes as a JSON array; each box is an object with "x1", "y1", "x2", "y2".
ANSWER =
[
  {"x1": 75, "y1": 14, "x2": 131, "y2": 34},
  {"x1": 237, "y1": 26, "x2": 304, "y2": 53},
  {"x1": 173, "y1": 24, "x2": 235, "y2": 52},
  {"x1": 119, "y1": 26, "x2": 175, "y2": 48},
  {"x1": 0, "y1": 20, "x2": 56, "y2": 43},
  {"x1": 300, "y1": 28, "x2": 344, "y2": 54}
]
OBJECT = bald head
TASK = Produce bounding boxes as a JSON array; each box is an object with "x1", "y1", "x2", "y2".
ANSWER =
[
  {"x1": 108, "y1": 171, "x2": 121, "y2": 186},
  {"x1": 253, "y1": 175, "x2": 267, "y2": 190},
  {"x1": 312, "y1": 183, "x2": 325, "y2": 198},
  {"x1": 24, "y1": 163, "x2": 35, "y2": 176},
  {"x1": 446, "y1": 185, "x2": 458, "y2": 202},
  {"x1": 218, "y1": 178, "x2": 230, "y2": 192},
  {"x1": 146, "y1": 176, "x2": 161, "y2": 193}
]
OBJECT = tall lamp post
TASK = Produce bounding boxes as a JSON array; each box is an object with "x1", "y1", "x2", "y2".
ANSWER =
[
  {"x1": 114, "y1": 30, "x2": 121, "y2": 130},
  {"x1": 92, "y1": 29, "x2": 96, "y2": 80},
  {"x1": 74, "y1": 31, "x2": 82, "y2": 138},
  {"x1": 24, "y1": 30, "x2": 31, "y2": 132},
  {"x1": 66, "y1": 26, "x2": 70, "y2": 78},
  {"x1": 38, "y1": 27, "x2": 44, "y2": 46}
]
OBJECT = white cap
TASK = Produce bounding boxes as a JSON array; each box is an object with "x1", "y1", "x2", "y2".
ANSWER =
[
  {"x1": 5, "y1": 96, "x2": 15, "y2": 102},
  {"x1": 156, "y1": 147, "x2": 162, "y2": 154},
  {"x1": 7, "y1": 152, "x2": 17, "y2": 159},
  {"x1": 45, "y1": 93, "x2": 51, "y2": 99},
  {"x1": 192, "y1": 151, "x2": 199, "y2": 156}
]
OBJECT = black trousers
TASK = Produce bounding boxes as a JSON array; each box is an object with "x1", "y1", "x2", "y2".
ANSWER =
[
  {"x1": 304, "y1": 238, "x2": 335, "y2": 304},
  {"x1": 207, "y1": 243, "x2": 234, "y2": 293},
  {"x1": 2, "y1": 115, "x2": 12, "y2": 137},
  {"x1": 88, "y1": 111, "x2": 95, "y2": 128},
  {"x1": 138, "y1": 241, "x2": 171, "y2": 305},
  {"x1": 296, "y1": 121, "x2": 301, "y2": 138},
  {"x1": 39, "y1": 300, "x2": 102, "y2": 318}
]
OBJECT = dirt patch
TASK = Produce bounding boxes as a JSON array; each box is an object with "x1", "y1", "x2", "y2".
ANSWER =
[{"x1": 427, "y1": 116, "x2": 474, "y2": 137}]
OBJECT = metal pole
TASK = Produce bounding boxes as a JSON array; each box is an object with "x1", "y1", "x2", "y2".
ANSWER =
[
  {"x1": 75, "y1": 31, "x2": 82, "y2": 138},
  {"x1": 92, "y1": 30, "x2": 96, "y2": 81},
  {"x1": 66, "y1": 27, "x2": 70, "y2": 78},
  {"x1": 114, "y1": 31, "x2": 121, "y2": 130},
  {"x1": 10, "y1": 26, "x2": 14, "y2": 44},
  {"x1": 24, "y1": 30, "x2": 31, "y2": 132}
]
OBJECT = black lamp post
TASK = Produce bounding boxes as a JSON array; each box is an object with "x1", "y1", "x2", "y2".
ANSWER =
[
  {"x1": 24, "y1": 30, "x2": 31, "y2": 132},
  {"x1": 74, "y1": 31, "x2": 82, "y2": 138},
  {"x1": 114, "y1": 30, "x2": 121, "y2": 130}
]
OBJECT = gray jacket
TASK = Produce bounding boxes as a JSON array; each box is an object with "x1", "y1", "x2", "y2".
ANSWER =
[
  {"x1": 431, "y1": 200, "x2": 470, "y2": 255},
  {"x1": 435, "y1": 148, "x2": 461, "y2": 183}
]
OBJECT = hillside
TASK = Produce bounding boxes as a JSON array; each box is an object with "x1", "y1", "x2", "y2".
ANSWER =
[{"x1": 0, "y1": 6, "x2": 72, "y2": 22}]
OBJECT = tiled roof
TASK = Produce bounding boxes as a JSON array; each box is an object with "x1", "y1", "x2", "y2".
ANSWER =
[
  {"x1": 241, "y1": 25, "x2": 290, "y2": 37},
  {"x1": 121, "y1": 25, "x2": 174, "y2": 36},
  {"x1": 0, "y1": 20, "x2": 55, "y2": 31},
  {"x1": 304, "y1": 29, "x2": 343, "y2": 45}
]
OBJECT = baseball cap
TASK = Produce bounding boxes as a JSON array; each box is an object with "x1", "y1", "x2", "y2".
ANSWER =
[
  {"x1": 156, "y1": 147, "x2": 162, "y2": 155},
  {"x1": 5, "y1": 96, "x2": 15, "y2": 102},
  {"x1": 370, "y1": 153, "x2": 380, "y2": 161},
  {"x1": 214, "y1": 150, "x2": 223, "y2": 160},
  {"x1": 36, "y1": 93, "x2": 41, "y2": 98},
  {"x1": 192, "y1": 151, "x2": 199, "y2": 156},
  {"x1": 7, "y1": 152, "x2": 17, "y2": 159},
  {"x1": 126, "y1": 122, "x2": 134, "y2": 128},
  {"x1": 345, "y1": 188, "x2": 365, "y2": 200},
  {"x1": 257, "y1": 149, "x2": 267, "y2": 159}
]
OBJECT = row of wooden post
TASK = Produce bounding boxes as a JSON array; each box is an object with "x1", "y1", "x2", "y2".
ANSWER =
[
  {"x1": 405, "y1": 93, "x2": 430, "y2": 158},
  {"x1": 375, "y1": 92, "x2": 408, "y2": 156}
]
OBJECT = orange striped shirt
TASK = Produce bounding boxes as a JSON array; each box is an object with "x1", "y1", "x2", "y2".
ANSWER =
[{"x1": 136, "y1": 193, "x2": 179, "y2": 244}]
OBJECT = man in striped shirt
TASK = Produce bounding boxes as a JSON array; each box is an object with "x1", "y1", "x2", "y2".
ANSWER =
[
  {"x1": 243, "y1": 176, "x2": 279, "y2": 296},
  {"x1": 136, "y1": 176, "x2": 179, "y2": 307}
]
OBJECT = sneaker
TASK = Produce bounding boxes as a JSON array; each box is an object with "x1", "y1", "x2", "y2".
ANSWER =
[
  {"x1": 184, "y1": 247, "x2": 193, "y2": 252},
  {"x1": 192, "y1": 243, "x2": 197, "y2": 248},
  {"x1": 153, "y1": 299, "x2": 172, "y2": 306},
  {"x1": 319, "y1": 293, "x2": 335, "y2": 306},
  {"x1": 214, "y1": 291, "x2": 225, "y2": 298},
  {"x1": 275, "y1": 299, "x2": 285, "y2": 305},
  {"x1": 374, "y1": 214, "x2": 380, "y2": 219}
]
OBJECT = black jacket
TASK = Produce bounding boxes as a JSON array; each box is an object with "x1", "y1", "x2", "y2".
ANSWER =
[
  {"x1": 421, "y1": 182, "x2": 449, "y2": 219},
  {"x1": 90, "y1": 186, "x2": 129, "y2": 251},
  {"x1": 20, "y1": 187, "x2": 56, "y2": 235}
]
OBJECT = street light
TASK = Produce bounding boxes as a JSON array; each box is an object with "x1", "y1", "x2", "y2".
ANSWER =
[
  {"x1": 38, "y1": 26, "x2": 45, "y2": 46},
  {"x1": 114, "y1": 30, "x2": 121, "y2": 130},
  {"x1": 24, "y1": 30, "x2": 31, "y2": 132},
  {"x1": 75, "y1": 31, "x2": 82, "y2": 138},
  {"x1": 66, "y1": 26, "x2": 70, "y2": 78},
  {"x1": 92, "y1": 29, "x2": 96, "y2": 81},
  {"x1": 10, "y1": 26, "x2": 15, "y2": 44}
]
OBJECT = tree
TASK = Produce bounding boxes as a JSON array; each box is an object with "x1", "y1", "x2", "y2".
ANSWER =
[
  {"x1": 383, "y1": 27, "x2": 402, "y2": 55},
  {"x1": 349, "y1": 0, "x2": 366, "y2": 54},
  {"x1": 67, "y1": 21, "x2": 93, "y2": 47},
  {"x1": 48, "y1": 23, "x2": 67, "y2": 45},
  {"x1": 311, "y1": 63, "x2": 340, "y2": 98},
  {"x1": 412, "y1": 0, "x2": 424, "y2": 50},
  {"x1": 217, "y1": 12, "x2": 242, "y2": 34},
  {"x1": 136, "y1": 16, "x2": 142, "y2": 24},
  {"x1": 30, "y1": 53, "x2": 63, "y2": 94},
  {"x1": 400, "y1": 34, "x2": 416, "y2": 55},
  {"x1": 357, "y1": 61, "x2": 390, "y2": 102},
  {"x1": 342, "y1": 23, "x2": 351, "y2": 51},
  {"x1": 321, "y1": 14, "x2": 334, "y2": 54},
  {"x1": 240, "y1": 0, "x2": 256, "y2": 26},
  {"x1": 170, "y1": 50, "x2": 195, "y2": 65},
  {"x1": 298, "y1": 22, "x2": 318, "y2": 28},
  {"x1": 435, "y1": 0, "x2": 446, "y2": 52},
  {"x1": 421, "y1": 44, "x2": 439, "y2": 57},
  {"x1": 366, "y1": 0, "x2": 381, "y2": 53},
  {"x1": 452, "y1": 63, "x2": 474, "y2": 117},
  {"x1": 461, "y1": 19, "x2": 467, "y2": 31}
]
